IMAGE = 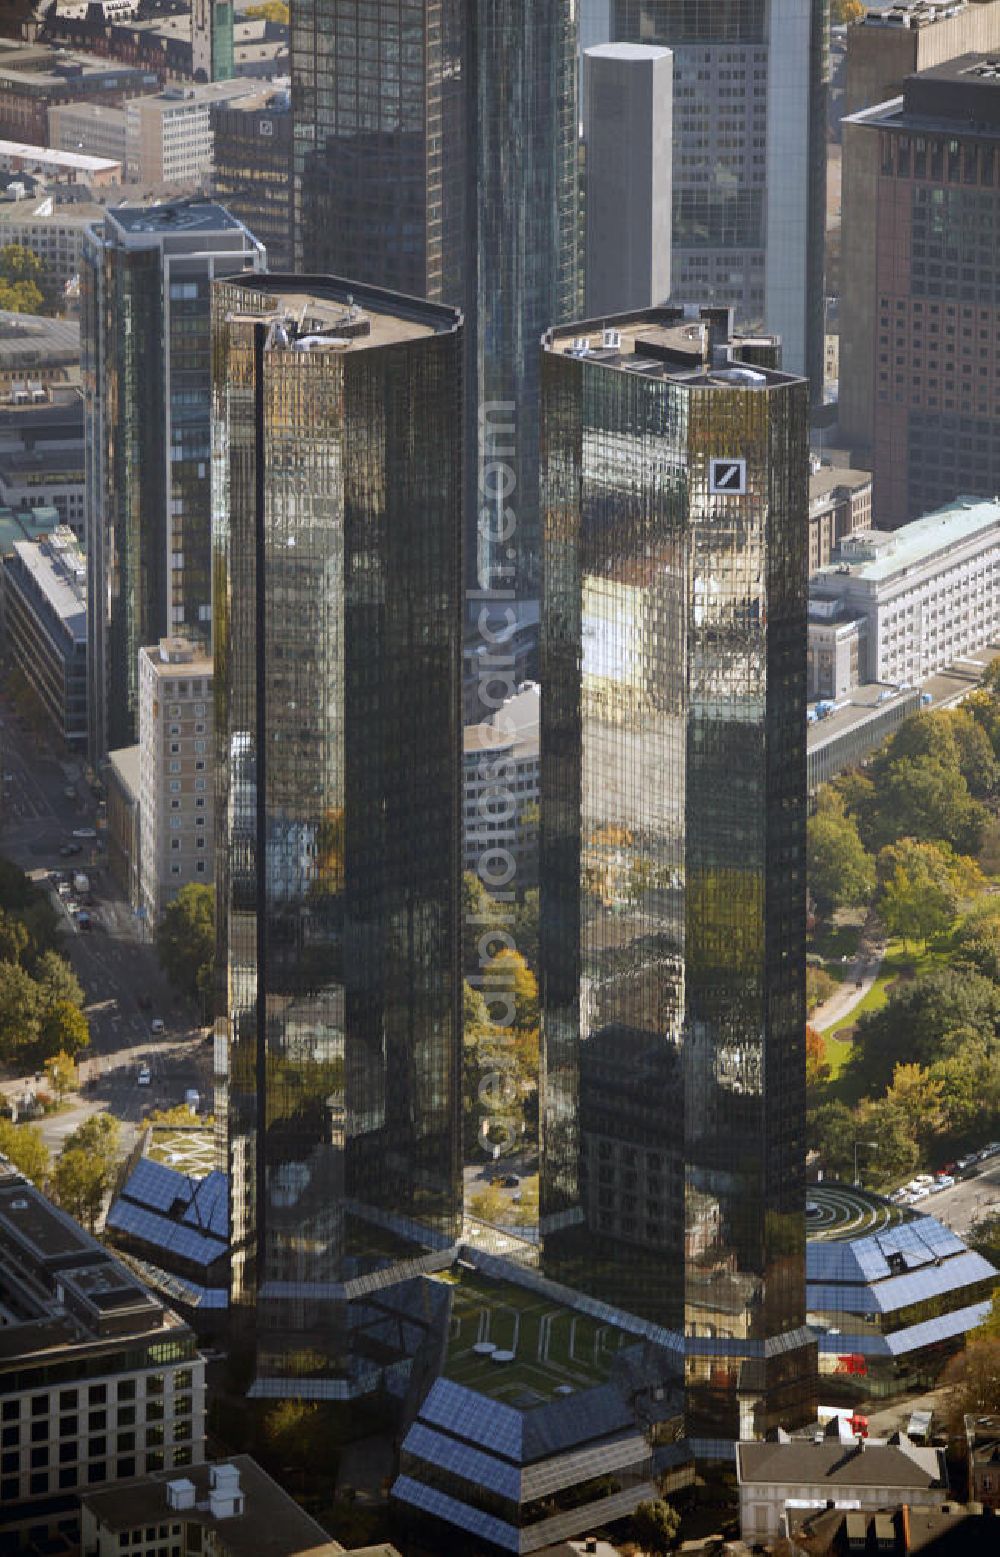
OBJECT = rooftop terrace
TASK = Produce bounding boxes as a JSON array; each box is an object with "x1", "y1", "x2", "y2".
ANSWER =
[{"x1": 437, "y1": 1268, "x2": 634, "y2": 1410}]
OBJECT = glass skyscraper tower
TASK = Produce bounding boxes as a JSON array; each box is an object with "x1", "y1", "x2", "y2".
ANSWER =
[
  {"x1": 539, "y1": 306, "x2": 816, "y2": 1440},
  {"x1": 212, "y1": 274, "x2": 464, "y2": 1397},
  {"x1": 82, "y1": 201, "x2": 263, "y2": 766},
  {"x1": 612, "y1": 1, "x2": 829, "y2": 391},
  {"x1": 291, "y1": 2, "x2": 579, "y2": 597}
]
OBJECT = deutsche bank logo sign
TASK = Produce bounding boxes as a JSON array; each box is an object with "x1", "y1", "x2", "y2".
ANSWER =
[{"x1": 709, "y1": 458, "x2": 747, "y2": 495}]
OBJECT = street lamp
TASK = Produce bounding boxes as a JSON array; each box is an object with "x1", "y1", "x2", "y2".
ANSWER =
[{"x1": 854, "y1": 1140, "x2": 878, "y2": 1187}]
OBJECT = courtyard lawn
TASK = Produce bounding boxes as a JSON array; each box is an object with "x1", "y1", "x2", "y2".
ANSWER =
[
  {"x1": 146, "y1": 1124, "x2": 215, "y2": 1178},
  {"x1": 439, "y1": 1271, "x2": 632, "y2": 1408}
]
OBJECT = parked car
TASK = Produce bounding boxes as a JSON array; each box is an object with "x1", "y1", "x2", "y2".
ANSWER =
[
  {"x1": 981, "y1": 1142, "x2": 1000, "y2": 1159},
  {"x1": 72, "y1": 827, "x2": 96, "y2": 839},
  {"x1": 137, "y1": 1065, "x2": 151, "y2": 1086},
  {"x1": 957, "y1": 1154, "x2": 979, "y2": 1172},
  {"x1": 910, "y1": 1186, "x2": 931, "y2": 1200},
  {"x1": 150, "y1": 1018, "x2": 164, "y2": 1035},
  {"x1": 59, "y1": 843, "x2": 82, "y2": 857},
  {"x1": 931, "y1": 1175, "x2": 954, "y2": 1192},
  {"x1": 913, "y1": 1174, "x2": 935, "y2": 1187}
]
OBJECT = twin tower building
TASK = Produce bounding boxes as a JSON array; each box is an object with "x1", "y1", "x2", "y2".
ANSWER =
[{"x1": 207, "y1": 274, "x2": 815, "y2": 1442}]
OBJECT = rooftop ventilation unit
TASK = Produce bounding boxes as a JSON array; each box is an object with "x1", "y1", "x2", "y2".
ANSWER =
[
  {"x1": 166, "y1": 1478, "x2": 196, "y2": 1511},
  {"x1": 208, "y1": 1463, "x2": 244, "y2": 1520}
]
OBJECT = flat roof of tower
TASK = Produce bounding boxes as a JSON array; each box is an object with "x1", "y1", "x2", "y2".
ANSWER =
[
  {"x1": 545, "y1": 308, "x2": 800, "y2": 387},
  {"x1": 109, "y1": 200, "x2": 245, "y2": 236},
  {"x1": 220, "y1": 273, "x2": 462, "y2": 347}
]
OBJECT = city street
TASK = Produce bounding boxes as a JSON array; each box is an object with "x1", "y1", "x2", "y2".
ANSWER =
[
  {"x1": 918, "y1": 1160, "x2": 1000, "y2": 1240},
  {"x1": 0, "y1": 687, "x2": 213, "y2": 1143}
]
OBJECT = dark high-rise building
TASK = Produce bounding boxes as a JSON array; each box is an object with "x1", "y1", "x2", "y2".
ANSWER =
[
  {"x1": 291, "y1": 2, "x2": 579, "y2": 598},
  {"x1": 467, "y1": 4, "x2": 580, "y2": 595},
  {"x1": 83, "y1": 201, "x2": 263, "y2": 767},
  {"x1": 612, "y1": 2, "x2": 829, "y2": 392},
  {"x1": 212, "y1": 88, "x2": 294, "y2": 272},
  {"x1": 291, "y1": 1, "x2": 467, "y2": 304},
  {"x1": 842, "y1": 56, "x2": 1000, "y2": 525},
  {"x1": 212, "y1": 274, "x2": 464, "y2": 1398},
  {"x1": 539, "y1": 306, "x2": 815, "y2": 1441}
]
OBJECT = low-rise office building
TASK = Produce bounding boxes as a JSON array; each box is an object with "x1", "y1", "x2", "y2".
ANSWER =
[
  {"x1": 0, "y1": 41, "x2": 158, "y2": 144},
  {"x1": 0, "y1": 194, "x2": 106, "y2": 292},
  {"x1": 138, "y1": 639, "x2": 213, "y2": 922},
  {"x1": 807, "y1": 1202, "x2": 996, "y2": 1403},
  {"x1": 736, "y1": 1419, "x2": 948, "y2": 1547},
  {"x1": 81, "y1": 1454, "x2": 396, "y2": 1557},
  {"x1": 121, "y1": 79, "x2": 260, "y2": 185},
  {"x1": 809, "y1": 497, "x2": 1000, "y2": 690},
  {"x1": 0, "y1": 390, "x2": 84, "y2": 534},
  {"x1": 808, "y1": 463, "x2": 873, "y2": 574},
  {"x1": 0, "y1": 310, "x2": 79, "y2": 395},
  {"x1": 2, "y1": 524, "x2": 86, "y2": 746},
  {"x1": 0, "y1": 137, "x2": 120, "y2": 185},
  {"x1": 0, "y1": 1155, "x2": 206, "y2": 1552}
]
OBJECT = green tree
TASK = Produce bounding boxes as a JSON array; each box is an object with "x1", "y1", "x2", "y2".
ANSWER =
[
  {"x1": 874, "y1": 839, "x2": 966, "y2": 946},
  {"x1": 968, "y1": 1211, "x2": 1000, "y2": 1269},
  {"x1": 884, "y1": 1062, "x2": 945, "y2": 1149},
  {"x1": 930, "y1": 1040, "x2": 996, "y2": 1137},
  {"x1": 965, "y1": 687, "x2": 1000, "y2": 758},
  {"x1": 948, "y1": 708, "x2": 999, "y2": 797},
  {"x1": 53, "y1": 1148, "x2": 108, "y2": 1230},
  {"x1": 34, "y1": 950, "x2": 84, "y2": 1010},
  {"x1": 806, "y1": 1025, "x2": 831, "y2": 1091},
  {"x1": 808, "y1": 1099, "x2": 857, "y2": 1180},
  {"x1": 463, "y1": 979, "x2": 490, "y2": 1031},
  {"x1": 0, "y1": 959, "x2": 41, "y2": 1059},
  {"x1": 808, "y1": 804, "x2": 875, "y2": 915},
  {"x1": 941, "y1": 1333, "x2": 1000, "y2": 1430},
  {"x1": 865, "y1": 756, "x2": 987, "y2": 855},
  {"x1": 38, "y1": 1000, "x2": 89, "y2": 1062},
  {"x1": 0, "y1": 1116, "x2": 49, "y2": 1185},
  {"x1": 54, "y1": 1112, "x2": 121, "y2": 1229},
  {"x1": 806, "y1": 964, "x2": 838, "y2": 1015},
  {"x1": 854, "y1": 1096, "x2": 919, "y2": 1186},
  {"x1": 462, "y1": 870, "x2": 510, "y2": 974},
  {"x1": 43, "y1": 1049, "x2": 77, "y2": 1100},
  {"x1": 0, "y1": 908, "x2": 28, "y2": 965},
  {"x1": 850, "y1": 967, "x2": 1000, "y2": 1095},
  {"x1": 482, "y1": 947, "x2": 538, "y2": 1031},
  {"x1": 156, "y1": 883, "x2": 214, "y2": 1000},
  {"x1": 0, "y1": 245, "x2": 48, "y2": 314},
  {"x1": 259, "y1": 1399, "x2": 322, "y2": 1469},
  {"x1": 631, "y1": 1498, "x2": 681, "y2": 1555}
]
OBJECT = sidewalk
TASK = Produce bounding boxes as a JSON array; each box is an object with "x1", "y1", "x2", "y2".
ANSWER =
[{"x1": 812, "y1": 943, "x2": 885, "y2": 1034}]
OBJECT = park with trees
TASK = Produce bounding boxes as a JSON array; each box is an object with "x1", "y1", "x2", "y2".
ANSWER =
[
  {"x1": 0, "y1": 857, "x2": 90, "y2": 1069},
  {"x1": 806, "y1": 677, "x2": 1000, "y2": 1194}
]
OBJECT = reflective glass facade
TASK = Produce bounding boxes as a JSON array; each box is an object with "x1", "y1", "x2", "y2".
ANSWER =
[
  {"x1": 468, "y1": 4, "x2": 580, "y2": 596},
  {"x1": 292, "y1": 0, "x2": 467, "y2": 305},
  {"x1": 83, "y1": 203, "x2": 263, "y2": 765},
  {"x1": 212, "y1": 275, "x2": 464, "y2": 1396},
  {"x1": 291, "y1": 3, "x2": 580, "y2": 599},
  {"x1": 612, "y1": 1, "x2": 829, "y2": 392},
  {"x1": 539, "y1": 307, "x2": 815, "y2": 1440}
]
